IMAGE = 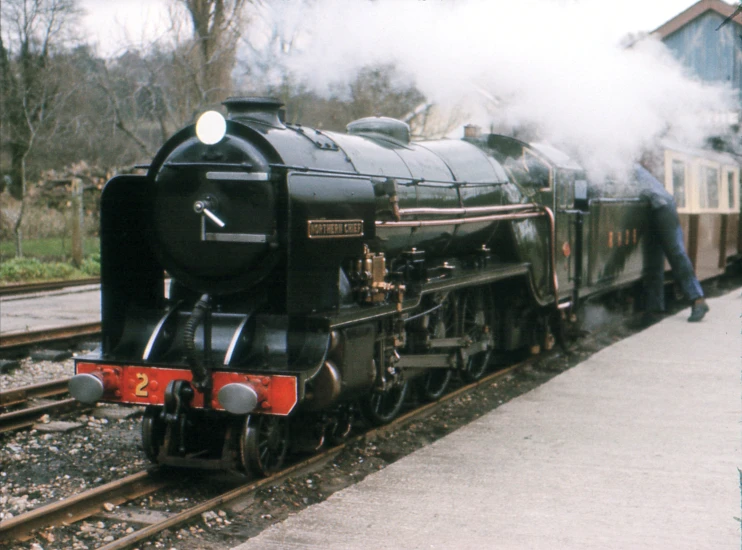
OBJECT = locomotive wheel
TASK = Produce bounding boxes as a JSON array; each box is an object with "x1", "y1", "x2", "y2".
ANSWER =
[
  {"x1": 141, "y1": 406, "x2": 166, "y2": 464},
  {"x1": 239, "y1": 414, "x2": 290, "y2": 477},
  {"x1": 460, "y1": 286, "x2": 494, "y2": 382},
  {"x1": 417, "y1": 299, "x2": 454, "y2": 401},
  {"x1": 360, "y1": 381, "x2": 410, "y2": 426},
  {"x1": 418, "y1": 369, "x2": 452, "y2": 401}
]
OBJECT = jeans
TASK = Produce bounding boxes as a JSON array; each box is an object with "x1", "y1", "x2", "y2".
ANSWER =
[{"x1": 643, "y1": 205, "x2": 704, "y2": 312}]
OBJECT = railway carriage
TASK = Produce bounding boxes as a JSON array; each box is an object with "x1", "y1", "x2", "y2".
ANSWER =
[
  {"x1": 661, "y1": 142, "x2": 741, "y2": 281},
  {"x1": 68, "y1": 97, "x2": 737, "y2": 475}
]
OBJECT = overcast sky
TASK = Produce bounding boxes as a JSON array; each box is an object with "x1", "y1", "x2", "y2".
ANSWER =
[
  {"x1": 79, "y1": 0, "x2": 711, "y2": 57},
  {"x1": 77, "y1": 0, "x2": 735, "y2": 177}
]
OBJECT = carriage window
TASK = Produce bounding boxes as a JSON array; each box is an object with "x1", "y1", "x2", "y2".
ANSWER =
[
  {"x1": 727, "y1": 170, "x2": 736, "y2": 210},
  {"x1": 671, "y1": 160, "x2": 686, "y2": 208},
  {"x1": 699, "y1": 166, "x2": 719, "y2": 209}
]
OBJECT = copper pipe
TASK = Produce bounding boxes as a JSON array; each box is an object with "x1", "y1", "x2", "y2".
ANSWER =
[
  {"x1": 375, "y1": 210, "x2": 542, "y2": 228},
  {"x1": 376, "y1": 204, "x2": 563, "y2": 309},
  {"x1": 397, "y1": 203, "x2": 538, "y2": 217},
  {"x1": 538, "y1": 205, "x2": 561, "y2": 304}
]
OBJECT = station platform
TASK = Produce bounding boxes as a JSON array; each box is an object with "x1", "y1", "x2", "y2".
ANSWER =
[
  {"x1": 233, "y1": 289, "x2": 741, "y2": 550},
  {"x1": 0, "y1": 285, "x2": 100, "y2": 336}
]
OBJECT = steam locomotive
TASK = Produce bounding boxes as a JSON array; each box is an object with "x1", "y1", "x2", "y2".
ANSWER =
[{"x1": 68, "y1": 97, "x2": 739, "y2": 475}]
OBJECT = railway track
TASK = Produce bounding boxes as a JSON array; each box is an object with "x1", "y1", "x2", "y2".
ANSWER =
[
  {"x1": 0, "y1": 322, "x2": 101, "y2": 351},
  {"x1": 0, "y1": 278, "x2": 104, "y2": 351},
  {"x1": 0, "y1": 470, "x2": 171, "y2": 543},
  {"x1": 0, "y1": 278, "x2": 100, "y2": 297},
  {"x1": 0, "y1": 378, "x2": 86, "y2": 434},
  {"x1": 0, "y1": 378, "x2": 70, "y2": 407},
  {"x1": 0, "y1": 357, "x2": 528, "y2": 548}
]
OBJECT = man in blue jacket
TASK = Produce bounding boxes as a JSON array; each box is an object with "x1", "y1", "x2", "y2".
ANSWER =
[{"x1": 636, "y1": 161, "x2": 709, "y2": 322}]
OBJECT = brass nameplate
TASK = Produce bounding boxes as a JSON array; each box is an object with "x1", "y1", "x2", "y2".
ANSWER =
[{"x1": 308, "y1": 219, "x2": 364, "y2": 239}]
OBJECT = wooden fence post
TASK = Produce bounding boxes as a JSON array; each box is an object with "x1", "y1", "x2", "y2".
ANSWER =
[{"x1": 71, "y1": 177, "x2": 84, "y2": 267}]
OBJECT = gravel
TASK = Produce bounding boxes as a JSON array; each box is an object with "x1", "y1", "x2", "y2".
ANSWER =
[
  {"x1": 0, "y1": 337, "x2": 614, "y2": 550},
  {"x1": 1, "y1": 275, "x2": 738, "y2": 550},
  {"x1": 0, "y1": 357, "x2": 75, "y2": 392}
]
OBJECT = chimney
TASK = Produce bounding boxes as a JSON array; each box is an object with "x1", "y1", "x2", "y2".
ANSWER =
[
  {"x1": 464, "y1": 124, "x2": 482, "y2": 139},
  {"x1": 222, "y1": 97, "x2": 285, "y2": 128}
]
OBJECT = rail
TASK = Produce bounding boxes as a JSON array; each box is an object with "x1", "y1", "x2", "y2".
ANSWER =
[
  {"x1": 0, "y1": 378, "x2": 85, "y2": 435},
  {"x1": 0, "y1": 470, "x2": 170, "y2": 543},
  {"x1": 0, "y1": 398, "x2": 85, "y2": 435},
  {"x1": 0, "y1": 322, "x2": 101, "y2": 350},
  {"x1": 0, "y1": 356, "x2": 532, "y2": 547},
  {"x1": 0, "y1": 278, "x2": 100, "y2": 297},
  {"x1": 0, "y1": 378, "x2": 70, "y2": 407},
  {"x1": 99, "y1": 360, "x2": 525, "y2": 550}
]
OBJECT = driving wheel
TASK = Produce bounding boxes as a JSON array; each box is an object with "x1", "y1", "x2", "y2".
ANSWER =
[
  {"x1": 460, "y1": 286, "x2": 494, "y2": 382},
  {"x1": 360, "y1": 381, "x2": 410, "y2": 426},
  {"x1": 418, "y1": 297, "x2": 454, "y2": 401}
]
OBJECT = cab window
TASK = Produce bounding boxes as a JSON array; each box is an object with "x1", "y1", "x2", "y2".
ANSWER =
[
  {"x1": 503, "y1": 156, "x2": 531, "y2": 187},
  {"x1": 523, "y1": 151, "x2": 551, "y2": 189}
]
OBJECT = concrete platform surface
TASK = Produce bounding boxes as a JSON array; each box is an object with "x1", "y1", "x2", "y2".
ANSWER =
[
  {"x1": 233, "y1": 289, "x2": 741, "y2": 550},
  {"x1": 0, "y1": 286, "x2": 100, "y2": 335}
]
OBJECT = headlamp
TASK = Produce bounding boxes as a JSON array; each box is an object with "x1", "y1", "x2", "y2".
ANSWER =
[{"x1": 195, "y1": 110, "x2": 227, "y2": 145}]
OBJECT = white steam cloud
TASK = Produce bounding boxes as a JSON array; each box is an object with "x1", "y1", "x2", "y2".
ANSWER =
[{"x1": 244, "y1": 0, "x2": 736, "y2": 178}]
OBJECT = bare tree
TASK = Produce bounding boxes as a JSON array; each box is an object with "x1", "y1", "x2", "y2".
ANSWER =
[
  {"x1": 404, "y1": 102, "x2": 469, "y2": 140},
  {"x1": 234, "y1": 3, "x2": 436, "y2": 133},
  {"x1": 0, "y1": 0, "x2": 81, "y2": 257},
  {"x1": 235, "y1": 0, "x2": 313, "y2": 94},
  {"x1": 176, "y1": 0, "x2": 248, "y2": 106},
  {"x1": 88, "y1": 0, "x2": 251, "y2": 157},
  {"x1": 343, "y1": 64, "x2": 426, "y2": 122},
  {"x1": 95, "y1": 55, "x2": 161, "y2": 157}
]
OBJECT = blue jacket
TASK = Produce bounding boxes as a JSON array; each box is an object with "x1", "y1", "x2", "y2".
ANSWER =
[{"x1": 635, "y1": 163, "x2": 674, "y2": 210}]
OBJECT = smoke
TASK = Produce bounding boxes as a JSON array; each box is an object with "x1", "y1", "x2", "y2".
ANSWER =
[
  {"x1": 246, "y1": 0, "x2": 736, "y2": 178},
  {"x1": 580, "y1": 303, "x2": 617, "y2": 332}
]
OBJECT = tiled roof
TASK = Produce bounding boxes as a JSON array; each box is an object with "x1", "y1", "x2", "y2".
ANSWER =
[{"x1": 651, "y1": 0, "x2": 741, "y2": 39}]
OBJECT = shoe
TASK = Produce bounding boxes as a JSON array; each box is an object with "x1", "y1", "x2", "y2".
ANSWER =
[{"x1": 688, "y1": 299, "x2": 709, "y2": 322}]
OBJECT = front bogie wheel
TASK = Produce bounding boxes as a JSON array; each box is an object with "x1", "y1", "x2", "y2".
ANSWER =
[
  {"x1": 141, "y1": 406, "x2": 166, "y2": 464},
  {"x1": 239, "y1": 414, "x2": 290, "y2": 477}
]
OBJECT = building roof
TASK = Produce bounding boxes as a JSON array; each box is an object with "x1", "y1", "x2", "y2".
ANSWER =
[
  {"x1": 651, "y1": 0, "x2": 741, "y2": 40},
  {"x1": 661, "y1": 139, "x2": 740, "y2": 166}
]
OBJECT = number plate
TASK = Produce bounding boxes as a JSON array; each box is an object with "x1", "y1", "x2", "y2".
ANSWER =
[{"x1": 75, "y1": 362, "x2": 298, "y2": 414}]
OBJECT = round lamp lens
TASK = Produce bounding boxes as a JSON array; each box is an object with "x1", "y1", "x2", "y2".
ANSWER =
[{"x1": 196, "y1": 111, "x2": 227, "y2": 145}]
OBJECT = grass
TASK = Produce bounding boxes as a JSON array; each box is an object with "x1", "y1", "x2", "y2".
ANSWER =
[
  {"x1": 0, "y1": 238, "x2": 100, "y2": 284},
  {"x1": 0, "y1": 237, "x2": 99, "y2": 261},
  {"x1": 0, "y1": 256, "x2": 100, "y2": 284}
]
